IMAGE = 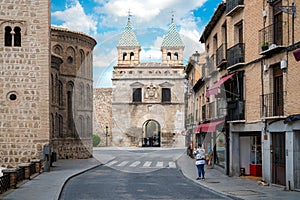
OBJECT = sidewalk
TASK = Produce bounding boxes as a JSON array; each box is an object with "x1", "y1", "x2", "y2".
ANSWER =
[
  {"x1": 1, "y1": 150, "x2": 299, "y2": 200},
  {"x1": 178, "y1": 154, "x2": 300, "y2": 200}
]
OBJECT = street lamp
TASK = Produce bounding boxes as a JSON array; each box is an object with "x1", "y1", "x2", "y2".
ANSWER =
[
  {"x1": 193, "y1": 51, "x2": 200, "y2": 63},
  {"x1": 105, "y1": 126, "x2": 108, "y2": 146}
]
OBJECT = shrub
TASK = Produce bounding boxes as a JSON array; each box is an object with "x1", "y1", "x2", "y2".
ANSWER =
[{"x1": 93, "y1": 134, "x2": 101, "y2": 147}]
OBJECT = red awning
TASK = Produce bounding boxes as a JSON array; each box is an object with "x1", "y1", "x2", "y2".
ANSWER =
[
  {"x1": 198, "y1": 119, "x2": 225, "y2": 133},
  {"x1": 194, "y1": 125, "x2": 201, "y2": 133},
  {"x1": 206, "y1": 73, "x2": 235, "y2": 97}
]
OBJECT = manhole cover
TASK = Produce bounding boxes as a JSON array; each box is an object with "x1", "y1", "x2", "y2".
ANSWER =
[{"x1": 227, "y1": 190, "x2": 262, "y2": 196}]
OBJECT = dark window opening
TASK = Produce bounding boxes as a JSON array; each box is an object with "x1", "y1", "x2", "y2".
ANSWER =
[
  {"x1": 167, "y1": 52, "x2": 171, "y2": 60},
  {"x1": 14, "y1": 26, "x2": 21, "y2": 47},
  {"x1": 67, "y1": 56, "x2": 73, "y2": 64},
  {"x1": 130, "y1": 52, "x2": 134, "y2": 60},
  {"x1": 133, "y1": 88, "x2": 142, "y2": 102},
  {"x1": 123, "y1": 52, "x2": 127, "y2": 61},
  {"x1": 5, "y1": 26, "x2": 12, "y2": 46},
  {"x1": 174, "y1": 52, "x2": 178, "y2": 60},
  {"x1": 162, "y1": 88, "x2": 171, "y2": 102}
]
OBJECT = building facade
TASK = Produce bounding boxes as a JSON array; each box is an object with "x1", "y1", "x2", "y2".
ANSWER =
[
  {"x1": 111, "y1": 18, "x2": 185, "y2": 147},
  {"x1": 187, "y1": 0, "x2": 300, "y2": 190},
  {"x1": 0, "y1": 0, "x2": 96, "y2": 168}
]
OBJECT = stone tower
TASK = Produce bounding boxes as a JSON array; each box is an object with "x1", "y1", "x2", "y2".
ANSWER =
[
  {"x1": 111, "y1": 18, "x2": 186, "y2": 147},
  {"x1": 0, "y1": 0, "x2": 51, "y2": 167},
  {"x1": 117, "y1": 17, "x2": 141, "y2": 66}
]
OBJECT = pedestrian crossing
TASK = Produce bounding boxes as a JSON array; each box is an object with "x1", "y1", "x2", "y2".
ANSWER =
[{"x1": 105, "y1": 160, "x2": 177, "y2": 169}]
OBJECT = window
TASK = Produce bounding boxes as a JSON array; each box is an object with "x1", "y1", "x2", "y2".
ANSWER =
[
  {"x1": 162, "y1": 88, "x2": 171, "y2": 102},
  {"x1": 174, "y1": 52, "x2": 178, "y2": 60},
  {"x1": 5, "y1": 26, "x2": 12, "y2": 46},
  {"x1": 167, "y1": 52, "x2": 171, "y2": 60},
  {"x1": 130, "y1": 52, "x2": 134, "y2": 60},
  {"x1": 14, "y1": 27, "x2": 21, "y2": 47},
  {"x1": 133, "y1": 88, "x2": 142, "y2": 102},
  {"x1": 123, "y1": 52, "x2": 127, "y2": 60}
]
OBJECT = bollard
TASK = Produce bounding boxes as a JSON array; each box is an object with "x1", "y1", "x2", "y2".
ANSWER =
[
  {"x1": 19, "y1": 163, "x2": 31, "y2": 180},
  {"x1": 2, "y1": 168, "x2": 18, "y2": 189}
]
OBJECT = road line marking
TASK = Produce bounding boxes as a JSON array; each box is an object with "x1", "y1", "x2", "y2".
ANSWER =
[
  {"x1": 106, "y1": 160, "x2": 118, "y2": 166},
  {"x1": 143, "y1": 161, "x2": 152, "y2": 167},
  {"x1": 156, "y1": 161, "x2": 164, "y2": 168},
  {"x1": 168, "y1": 162, "x2": 176, "y2": 168},
  {"x1": 129, "y1": 161, "x2": 141, "y2": 167},
  {"x1": 116, "y1": 161, "x2": 129, "y2": 167}
]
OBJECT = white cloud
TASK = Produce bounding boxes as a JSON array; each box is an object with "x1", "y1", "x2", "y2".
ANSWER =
[{"x1": 52, "y1": 0, "x2": 97, "y2": 35}]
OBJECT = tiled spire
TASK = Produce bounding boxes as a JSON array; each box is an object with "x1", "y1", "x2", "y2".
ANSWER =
[
  {"x1": 117, "y1": 18, "x2": 140, "y2": 47},
  {"x1": 161, "y1": 21, "x2": 184, "y2": 48}
]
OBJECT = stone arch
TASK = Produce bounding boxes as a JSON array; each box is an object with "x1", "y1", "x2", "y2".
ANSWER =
[
  {"x1": 80, "y1": 49, "x2": 85, "y2": 75},
  {"x1": 66, "y1": 46, "x2": 75, "y2": 64},
  {"x1": 142, "y1": 119, "x2": 161, "y2": 147},
  {"x1": 53, "y1": 44, "x2": 63, "y2": 56}
]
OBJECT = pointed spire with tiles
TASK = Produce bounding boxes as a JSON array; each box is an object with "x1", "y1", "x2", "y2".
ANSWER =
[
  {"x1": 117, "y1": 18, "x2": 140, "y2": 47},
  {"x1": 161, "y1": 20, "x2": 185, "y2": 65},
  {"x1": 117, "y1": 17, "x2": 141, "y2": 65}
]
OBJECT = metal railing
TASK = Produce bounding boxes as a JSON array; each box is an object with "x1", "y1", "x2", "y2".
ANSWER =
[
  {"x1": 261, "y1": 92, "x2": 286, "y2": 117},
  {"x1": 226, "y1": 0, "x2": 244, "y2": 14},
  {"x1": 227, "y1": 43, "x2": 245, "y2": 67},
  {"x1": 226, "y1": 100, "x2": 245, "y2": 121},
  {"x1": 216, "y1": 43, "x2": 227, "y2": 67},
  {"x1": 258, "y1": 21, "x2": 286, "y2": 52}
]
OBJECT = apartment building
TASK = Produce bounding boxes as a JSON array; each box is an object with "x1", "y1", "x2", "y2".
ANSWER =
[{"x1": 187, "y1": 0, "x2": 300, "y2": 190}]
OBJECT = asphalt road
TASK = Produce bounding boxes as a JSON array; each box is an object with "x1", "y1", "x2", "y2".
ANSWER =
[{"x1": 59, "y1": 148, "x2": 231, "y2": 200}]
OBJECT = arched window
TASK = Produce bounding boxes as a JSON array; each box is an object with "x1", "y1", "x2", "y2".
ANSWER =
[
  {"x1": 58, "y1": 81, "x2": 63, "y2": 106},
  {"x1": 80, "y1": 50, "x2": 85, "y2": 75},
  {"x1": 67, "y1": 82, "x2": 74, "y2": 135},
  {"x1": 130, "y1": 52, "x2": 134, "y2": 60},
  {"x1": 167, "y1": 52, "x2": 171, "y2": 60},
  {"x1": 123, "y1": 52, "x2": 127, "y2": 61},
  {"x1": 174, "y1": 52, "x2": 178, "y2": 60},
  {"x1": 79, "y1": 83, "x2": 84, "y2": 107},
  {"x1": 51, "y1": 74, "x2": 55, "y2": 103},
  {"x1": 53, "y1": 45, "x2": 62, "y2": 55},
  {"x1": 5, "y1": 26, "x2": 12, "y2": 46},
  {"x1": 59, "y1": 115, "x2": 63, "y2": 137},
  {"x1": 14, "y1": 26, "x2": 21, "y2": 47}
]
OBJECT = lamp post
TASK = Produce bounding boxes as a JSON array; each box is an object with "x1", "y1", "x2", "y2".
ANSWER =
[{"x1": 105, "y1": 126, "x2": 108, "y2": 147}]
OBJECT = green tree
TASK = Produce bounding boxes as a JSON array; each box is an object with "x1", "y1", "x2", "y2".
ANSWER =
[{"x1": 93, "y1": 134, "x2": 101, "y2": 147}]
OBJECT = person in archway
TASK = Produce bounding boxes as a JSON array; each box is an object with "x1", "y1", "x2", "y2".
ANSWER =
[{"x1": 194, "y1": 144, "x2": 206, "y2": 180}]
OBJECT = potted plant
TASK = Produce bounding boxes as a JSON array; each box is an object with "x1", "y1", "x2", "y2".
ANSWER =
[{"x1": 261, "y1": 42, "x2": 269, "y2": 51}]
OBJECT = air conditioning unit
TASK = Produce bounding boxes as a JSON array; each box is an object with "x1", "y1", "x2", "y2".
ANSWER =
[{"x1": 280, "y1": 60, "x2": 287, "y2": 70}]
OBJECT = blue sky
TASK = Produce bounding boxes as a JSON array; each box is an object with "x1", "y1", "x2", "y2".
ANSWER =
[{"x1": 51, "y1": 0, "x2": 222, "y2": 88}]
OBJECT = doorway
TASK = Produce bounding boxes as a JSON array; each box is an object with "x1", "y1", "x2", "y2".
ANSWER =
[
  {"x1": 272, "y1": 132, "x2": 286, "y2": 186},
  {"x1": 142, "y1": 120, "x2": 160, "y2": 147}
]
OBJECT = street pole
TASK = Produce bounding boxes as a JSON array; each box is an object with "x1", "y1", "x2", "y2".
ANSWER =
[{"x1": 106, "y1": 126, "x2": 108, "y2": 146}]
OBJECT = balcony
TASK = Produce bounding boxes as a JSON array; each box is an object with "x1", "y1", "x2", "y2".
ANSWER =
[
  {"x1": 260, "y1": 92, "x2": 286, "y2": 118},
  {"x1": 227, "y1": 43, "x2": 245, "y2": 69},
  {"x1": 226, "y1": 0, "x2": 244, "y2": 17},
  {"x1": 205, "y1": 54, "x2": 215, "y2": 77},
  {"x1": 259, "y1": 21, "x2": 287, "y2": 55},
  {"x1": 216, "y1": 43, "x2": 227, "y2": 69},
  {"x1": 226, "y1": 100, "x2": 245, "y2": 121}
]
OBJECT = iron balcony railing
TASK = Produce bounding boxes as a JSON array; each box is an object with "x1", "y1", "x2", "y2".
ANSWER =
[
  {"x1": 260, "y1": 91, "x2": 286, "y2": 117},
  {"x1": 227, "y1": 43, "x2": 245, "y2": 67},
  {"x1": 258, "y1": 21, "x2": 287, "y2": 53},
  {"x1": 226, "y1": 0, "x2": 244, "y2": 14},
  {"x1": 226, "y1": 100, "x2": 245, "y2": 121},
  {"x1": 216, "y1": 43, "x2": 227, "y2": 67}
]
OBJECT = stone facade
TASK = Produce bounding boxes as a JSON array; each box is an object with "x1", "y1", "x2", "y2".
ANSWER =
[
  {"x1": 93, "y1": 88, "x2": 112, "y2": 146},
  {"x1": 0, "y1": 0, "x2": 96, "y2": 168},
  {"x1": 111, "y1": 18, "x2": 185, "y2": 147},
  {"x1": 0, "y1": 0, "x2": 51, "y2": 168},
  {"x1": 50, "y1": 27, "x2": 96, "y2": 159}
]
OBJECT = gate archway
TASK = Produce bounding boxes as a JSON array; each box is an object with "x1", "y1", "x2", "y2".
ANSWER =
[{"x1": 142, "y1": 120, "x2": 160, "y2": 147}]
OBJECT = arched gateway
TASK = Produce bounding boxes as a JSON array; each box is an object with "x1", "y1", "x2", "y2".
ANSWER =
[{"x1": 142, "y1": 120, "x2": 160, "y2": 147}]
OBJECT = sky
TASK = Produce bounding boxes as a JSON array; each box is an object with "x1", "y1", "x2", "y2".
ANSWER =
[{"x1": 51, "y1": 0, "x2": 223, "y2": 88}]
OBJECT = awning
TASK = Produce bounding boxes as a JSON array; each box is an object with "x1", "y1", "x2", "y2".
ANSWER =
[
  {"x1": 197, "y1": 119, "x2": 225, "y2": 133},
  {"x1": 194, "y1": 126, "x2": 201, "y2": 133},
  {"x1": 206, "y1": 73, "x2": 235, "y2": 97}
]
